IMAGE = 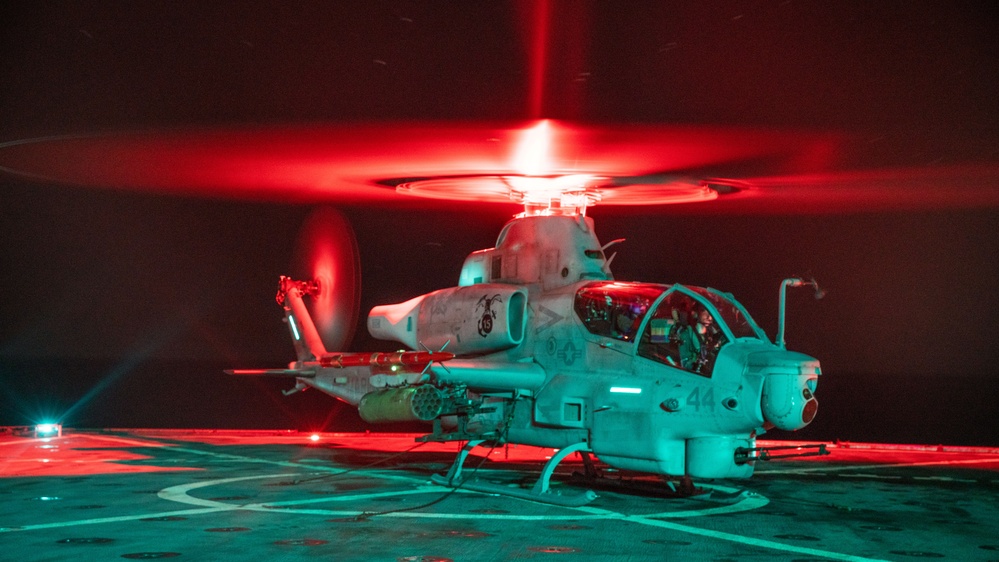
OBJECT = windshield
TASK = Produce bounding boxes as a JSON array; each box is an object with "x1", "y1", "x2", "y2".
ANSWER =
[
  {"x1": 637, "y1": 289, "x2": 726, "y2": 376},
  {"x1": 636, "y1": 285, "x2": 765, "y2": 376},
  {"x1": 687, "y1": 287, "x2": 767, "y2": 340}
]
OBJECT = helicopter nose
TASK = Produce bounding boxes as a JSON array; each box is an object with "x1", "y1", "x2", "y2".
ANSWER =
[{"x1": 754, "y1": 351, "x2": 821, "y2": 431}]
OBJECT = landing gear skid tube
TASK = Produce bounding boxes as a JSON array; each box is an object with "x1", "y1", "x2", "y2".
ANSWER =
[{"x1": 431, "y1": 440, "x2": 598, "y2": 507}]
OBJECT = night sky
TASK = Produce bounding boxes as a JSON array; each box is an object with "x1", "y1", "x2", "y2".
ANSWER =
[{"x1": 1, "y1": 2, "x2": 997, "y2": 444}]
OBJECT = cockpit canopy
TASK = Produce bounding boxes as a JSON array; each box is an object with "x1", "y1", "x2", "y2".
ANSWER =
[{"x1": 574, "y1": 281, "x2": 767, "y2": 376}]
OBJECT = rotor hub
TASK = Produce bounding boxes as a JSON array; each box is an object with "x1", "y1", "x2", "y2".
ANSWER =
[{"x1": 395, "y1": 173, "x2": 718, "y2": 217}]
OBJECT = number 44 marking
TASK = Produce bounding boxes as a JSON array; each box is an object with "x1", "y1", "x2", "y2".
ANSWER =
[{"x1": 687, "y1": 387, "x2": 715, "y2": 411}]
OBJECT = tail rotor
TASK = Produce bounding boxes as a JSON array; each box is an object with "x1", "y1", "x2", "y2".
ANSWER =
[{"x1": 291, "y1": 207, "x2": 361, "y2": 351}]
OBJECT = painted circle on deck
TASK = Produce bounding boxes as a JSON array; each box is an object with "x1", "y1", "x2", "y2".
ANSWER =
[{"x1": 158, "y1": 473, "x2": 768, "y2": 521}]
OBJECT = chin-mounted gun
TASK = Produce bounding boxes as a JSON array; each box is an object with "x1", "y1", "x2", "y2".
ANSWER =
[{"x1": 735, "y1": 443, "x2": 830, "y2": 464}]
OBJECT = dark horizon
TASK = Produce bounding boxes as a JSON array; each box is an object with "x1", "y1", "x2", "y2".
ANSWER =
[
  {"x1": 2, "y1": 2, "x2": 997, "y2": 445},
  {"x1": 3, "y1": 182, "x2": 997, "y2": 446}
]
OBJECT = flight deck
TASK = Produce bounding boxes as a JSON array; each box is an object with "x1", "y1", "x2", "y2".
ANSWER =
[{"x1": 2, "y1": 429, "x2": 998, "y2": 561}]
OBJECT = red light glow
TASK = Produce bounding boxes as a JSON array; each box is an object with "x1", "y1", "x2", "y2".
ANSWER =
[
  {"x1": 0, "y1": 433, "x2": 198, "y2": 477},
  {"x1": 0, "y1": 123, "x2": 833, "y2": 204},
  {"x1": 523, "y1": 0, "x2": 551, "y2": 119},
  {"x1": 5, "y1": 431, "x2": 997, "y2": 480},
  {"x1": 513, "y1": 120, "x2": 552, "y2": 176},
  {"x1": 292, "y1": 207, "x2": 359, "y2": 351},
  {"x1": 1, "y1": 123, "x2": 996, "y2": 213}
]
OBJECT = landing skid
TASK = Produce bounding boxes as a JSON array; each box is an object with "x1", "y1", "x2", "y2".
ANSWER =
[
  {"x1": 430, "y1": 440, "x2": 598, "y2": 507},
  {"x1": 570, "y1": 452, "x2": 710, "y2": 500},
  {"x1": 567, "y1": 471, "x2": 712, "y2": 500}
]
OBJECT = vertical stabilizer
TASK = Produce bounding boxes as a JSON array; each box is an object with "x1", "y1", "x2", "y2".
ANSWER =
[{"x1": 276, "y1": 276, "x2": 329, "y2": 362}]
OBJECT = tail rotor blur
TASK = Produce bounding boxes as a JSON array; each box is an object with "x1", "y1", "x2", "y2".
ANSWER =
[{"x1": 291, "y1": 207, "x2": 361, "y2": 351}]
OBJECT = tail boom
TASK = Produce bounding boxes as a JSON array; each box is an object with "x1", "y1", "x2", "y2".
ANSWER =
[{"x1": 276, "y1": 276, "x2": 328, "y2": 361}]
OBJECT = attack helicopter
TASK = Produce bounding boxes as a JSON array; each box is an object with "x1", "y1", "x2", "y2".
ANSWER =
[
  {"x1": 226, "y1": 122, "x2": 829, "y2": 505},
  {"x1": 5, "y1": 119, "x2": 995, "y2": 503}
]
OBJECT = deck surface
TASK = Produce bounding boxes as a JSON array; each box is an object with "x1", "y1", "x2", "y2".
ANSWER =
[{"x1": 2, "y1": 429, "x2": 998, "y2": 561}]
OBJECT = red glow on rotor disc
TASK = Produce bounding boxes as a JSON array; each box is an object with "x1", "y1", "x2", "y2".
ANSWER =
[
  {"x1": 708, "y1": 164, "x2": 999, "y2": 214},
  {"x1": 1, "y1": 121, "x2": 996, "y2": 213},
  {"x1": 0, "y1": 122, "x2": 837, "y2": 203},
  {"x1": 292, "y1": 207, "x2": 360, "y2": 351}
]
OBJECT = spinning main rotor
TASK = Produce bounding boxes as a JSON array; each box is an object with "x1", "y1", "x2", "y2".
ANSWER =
[
  {"x1": 1, "y1": 119, "x2": 997, "y2": 214},
  {"x1": 392, "y1": 120, "x2": 718, "y2": 217}
]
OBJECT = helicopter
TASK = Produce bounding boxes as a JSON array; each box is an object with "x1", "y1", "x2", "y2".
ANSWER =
[
  {"x1": 223, "y1": 122, "x2": 832, "y2": 505},
  {"x1": 4, "y1": 119, "x2": 994, "y2": 505}
]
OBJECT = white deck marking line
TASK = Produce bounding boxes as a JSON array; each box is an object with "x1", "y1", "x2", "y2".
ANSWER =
[
  {"x1": 641, "y1": 491, "x2": 770, "y2": 519},
  {"x1": 1, "y1": 458, "x2": 197, "y2": 465},
  {"x1": 0, "y1": 438, "x2": 54, "y2": 447},
  {"x1": 764, "y1": 457, "x2": 999, "y2": 475},
  {"x1": 368, "y1": 511, "x2": 607, "y2": 521},
  {"x1": 3, "y1": 475, "x2": 311, "y2": 534},
  {"x1": 912, "y1": 476, "x2": 978, "y2": 483},
  {"x1": 574, "y1": 506, "x2": 891, "y2": 562},
  {"x1": 625, "y1": 514, "x2": 890, "y2": 562},
  {"x1": 159, "y1": 473, "x2": 874, "y2": 560},
  {"x1": 72, "y1": 434, "x2": 175, "y2": 448},
  {"x1": 260, "y1": 486, "x2": 469, "y2": 507},
  {"x1": 156, "y1": 443, "x2": 429, "y2": 484},
  {"x1": 35, "y1": 437, "x2": 770, "y2": 520},
  {"x1": 158, "y1": 474, "x2": 767, "y2": 521},
  {"x1": 160, "y1": 474, "x2": 617, "y2": 520},
  {"x1": 4, "y1": 437, "x2": 771, "y2": 541}
]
